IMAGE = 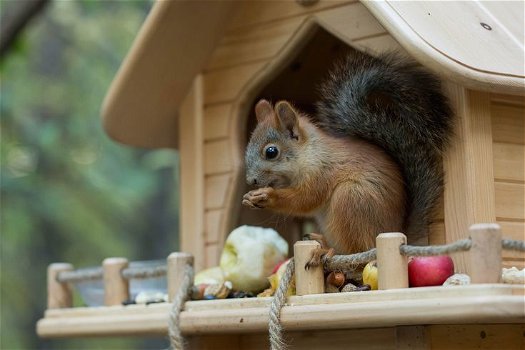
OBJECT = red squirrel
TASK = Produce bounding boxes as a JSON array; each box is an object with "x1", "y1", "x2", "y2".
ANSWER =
[{"x1": 242, "y1": 52, "x2": 453, "y2": 262}]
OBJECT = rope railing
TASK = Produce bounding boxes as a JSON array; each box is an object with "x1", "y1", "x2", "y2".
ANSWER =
[
  {"x1": 268, "y1": 231, "x2": 525, "y2": 350},
  {"x1": 56, "y1": 264, "x2": 168, "y2": 283},
  {"x1": 48, "y1": 226, "x2": 525, "y2": 350}
]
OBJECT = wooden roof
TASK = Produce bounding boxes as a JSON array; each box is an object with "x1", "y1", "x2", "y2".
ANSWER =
[{"x1": 102, "y1": 0, "x2": 524, "y2": 148}]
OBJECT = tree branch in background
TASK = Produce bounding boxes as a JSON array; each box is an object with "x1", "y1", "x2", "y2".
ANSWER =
[{"x1": 1, "y1": 0, "x2": 50, "y2": 58}]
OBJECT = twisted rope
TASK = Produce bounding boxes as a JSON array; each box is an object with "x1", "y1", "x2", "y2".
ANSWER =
[
  {"x1": 269, "y1": 258, "x2": 295, "y2": 350},
  {"x1": 502, "y1": 239, "x2": 525, "y2": 252},
  {"x1": 324, "y1": 248, "x2": 376, "y2": 271},
  {"x1": 168, "y1": 264, "x2": 194, "y2": 350},
  {"x1": 56, "y1": 267, "x2": 103, "y2": 283},
  {"x1": 122, "y1": 265, "x2": 167, "y2": 279},
  {"x1": 400, "y1": 238, "x2": 472, "y2": 256}
]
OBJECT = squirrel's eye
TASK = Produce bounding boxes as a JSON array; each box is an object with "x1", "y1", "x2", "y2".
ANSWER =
[{"x1": 264, "y1": 145, "x2": 279, "y2": 160}]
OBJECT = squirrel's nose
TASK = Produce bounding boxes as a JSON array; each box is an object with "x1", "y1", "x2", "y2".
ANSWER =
[{"x1": 247, "y1": 177, "x2": 257, "y2": 186}]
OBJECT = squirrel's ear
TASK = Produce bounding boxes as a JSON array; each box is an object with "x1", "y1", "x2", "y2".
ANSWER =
[
  {"x1": 255, "y1": 99, "x2": 274, "y2": 123},
  {"x1": 275, "y1": 101, "x2": 300, "y2": 140}
]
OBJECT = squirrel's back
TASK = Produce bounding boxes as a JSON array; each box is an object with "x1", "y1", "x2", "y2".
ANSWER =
[{"x1": 316, "y1": 52, "x2": 453, "y2": 243}]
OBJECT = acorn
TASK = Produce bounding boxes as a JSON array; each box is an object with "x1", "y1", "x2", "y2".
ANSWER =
[{"x1": 326, "y1": 271, "x2": 345, "y2": 288}]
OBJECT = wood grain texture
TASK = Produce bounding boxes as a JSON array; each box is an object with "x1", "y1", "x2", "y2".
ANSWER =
[
  {"x1": 294, "y1": 241, "x2": 324, "y2": 296},
  {"x1": 102, "y1": 258, "x2": 129, "y2": 306},
  {"x1": 204, "y1": 104, "x2": 232, "y2": 141},
  {"x1": 205, "y1": 209, "x2": 223, "y2": 244},
  {"x1": 37, "y1": 285, "x2": 525, "y2": 338},
  {"x1": 493, "y1": 143, "x2": 524, "y2": 183},
  {"x1": 102, "y1": 0, "x2": 235, "y2": 148},
  {"x1": 227, "y1": 0, "x2": 353, "y2": 31},
  {"x1": 377, "y1": 233, "x2": 409, "y2": 290},
  {"x1": 179, "y1": 76, "x2": 205, "y2": 271},
  {"x1": 363, "y1": 1, "x2": 525, "y2": 94},
  {"x1": 167, "y1": 252, "x2": 193, "y2": 302},
  {"x1": 205, "y1": 174, "x2": 231, "y2": 209},
  {"x1": 429, "y1": 324, "x2": 525, "y2": 350},
  {"x1": 204, "y1": 139, "x2": 234, "y2": 175},
  {"x1": 443, "y1": 86, "x2": 496, "y2": 275},
  {"x1": 468, "y1": 224, "x2": 502, "y2": 284},
  {"x1": 495, "y1": 182, "x2": 524, "y2": 221},
  {"x1": 491, "y1": 103, "x2": 525, "y2": 145},
  {"x1": 47, "y1": 263, "x2": 73, "y2": 309}
]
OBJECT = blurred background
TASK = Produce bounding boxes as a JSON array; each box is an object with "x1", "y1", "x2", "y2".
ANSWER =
[{"x1": 1, "y1": 1, "x2": 180, "y2": 348}]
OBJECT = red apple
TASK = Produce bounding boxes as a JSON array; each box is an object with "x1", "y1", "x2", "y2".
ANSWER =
[{"x1": 408, "y1": 256, "x2": 454, "y2": 287}]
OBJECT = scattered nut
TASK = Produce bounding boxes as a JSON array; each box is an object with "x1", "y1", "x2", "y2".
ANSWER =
[
  {"x1": 502, "y1": 267, "x2": 525, "y2": 284},
  {"x1": 341, "y1": 283, "x2": 358, "y2": 292},
  {"x1": 443, "y1": 273, "x2": 470, "y2": 286},
  {"x1": 326, "y1": 271, "x2": 345, "y2": 288}
]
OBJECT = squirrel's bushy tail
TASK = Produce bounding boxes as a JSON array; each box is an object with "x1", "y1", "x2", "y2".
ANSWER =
[{"x1": 316, "y1": 52, "x2": 453, "y2": 243}]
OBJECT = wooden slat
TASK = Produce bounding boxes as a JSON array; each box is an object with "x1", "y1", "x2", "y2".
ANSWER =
[
  {"x1": 204, "y1": 61, "x2": 266, "y2": 105},
  {"x1": 313, "y1": 2, "x2": 385, "y2": 42},
  {"x1": 443, "y1": 87, "x2": 496, "y2": 274},
  {"x1": 206, "y1": 16, "x2": 305, "y2": 71},
  {"x1": 205, "y1": 174, "x2": 232, "y2": 209},
  {"x1": 495, "y1": 182, "x2": 524, "y2": 221},
  {"x1": 491, "y1": 103, "x2": 525, "y2": 145},
  {"x1": 428, "y1": 221, "x2": 445, "y2": 246},
  {"x1": 205, "y1": 209, "x2": 223, "y2": 244},
  {"x1": 354, "y1": 34, "x2": 402, "y2": 54},
  {"x1": 204, "y1": 104, "x2": 232, "y2": 141},
  {"x1": 179, "y1": 76, "x2": 206, "y2": 271},
  {"x1": 205, "y1": 242, "x2": 221, "y2": 267},
  {"x1": 493, "y1": 142, "x2": 524, "y2": 183},
  {"x1": 499, "y1": 221, "x2": 525, "y2": 262},
  {"x1": 37, "y1": 286, "x2": 525, "y2": 338},
  {"x1": 429, "y1": 324, "x2": 525, "y2": 350},
  {"x1": 227, "y1": 0, "x2": 354, "y2": 31},
  {"x1": 204, "y1": 139, "x2": 234, "y2": 175},
  {"x1": 490, "y1": 93, "x2": 525, "y2": 107}
]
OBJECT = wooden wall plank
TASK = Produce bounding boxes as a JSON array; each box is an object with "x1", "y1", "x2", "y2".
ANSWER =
[
  {"x1": 429, "y1": 324, "x2": 525, "y2": 350},
  {"x1": 493, "y1": 143, "x2": 524, "y2": 183},
  {"x1": 206, "y1": 17, "x2": 304, "y2": 71},
  {"x1": 443, "y1": 86, "x2": 496, "y2": 275},
  {"x1": 179, "y1": 76, "x2": 205, "y2": 271},
  {"x1": 227, "y1": 0, "x2": 354, "y2": 31},
  {"x1": 495, "y1": 182, "x2": 524, "y2": 221},
  {"x1": 205, "y1": 242, "x2": 221, "y2": 267},
  {"x1": 491, "y1": 103, "x2": 525, "y2": 145},
  {"x1": 205, "y1": 174, "x2": 232, "y2": 209},
  {"x1": 205, "y1": 209, "x2": 223, "y2": 244},
  {"x1": 354, "y1": 34, "x2": 402, "y2": 54},
  {"x1": 204, "y1": 104, "x2": 232, "y2": 141},
  {"x1": 204, "y1": 139, "x2": 234, "y2": 175},
  {"x1": 204, "y1": 61, "x2": 266, "y2": 105}
]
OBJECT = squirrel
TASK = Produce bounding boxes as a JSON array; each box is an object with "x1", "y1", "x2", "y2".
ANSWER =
[{"x1": 242, "y1": 52, "x2": 453, "y2": 261}]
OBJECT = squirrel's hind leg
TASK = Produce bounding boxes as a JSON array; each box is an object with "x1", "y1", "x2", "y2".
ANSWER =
[{"x1": 303, "y1": 233, "x2": 335, "y2": 269}]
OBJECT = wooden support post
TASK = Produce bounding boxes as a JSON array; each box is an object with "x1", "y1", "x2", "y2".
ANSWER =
[
  {"x1": 468, "y1": 223, "x2": 502, "y2": 283},
  {"x1": 103, "y1": 257, "x2": 129, "y2": 306},
  {"x1": 47, "y1": 263, "x2": 73, "y2": 309},
  {"x1": 377, "y1": 232, "x2": 409, "y2": 290},
  {"x1": 167, "y1": 252, "x2": 194, "y2": 302},
  {"x1": 294, "y1": 241, "x2": 324, "y2": 296}
]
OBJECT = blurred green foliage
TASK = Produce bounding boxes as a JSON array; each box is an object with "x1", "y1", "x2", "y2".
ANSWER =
[{"x1": 1, "y1": 1, "x2": 179, "y2": 348}]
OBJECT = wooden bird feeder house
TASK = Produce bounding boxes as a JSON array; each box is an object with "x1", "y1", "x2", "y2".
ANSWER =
[{"x1": 38, "y1": 1, "x2": 524, "y2": 348}]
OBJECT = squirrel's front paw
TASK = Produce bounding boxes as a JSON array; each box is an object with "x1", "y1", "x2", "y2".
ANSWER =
[{"x1": 242, "y1": 187, "x2": 274, "y2": 209}]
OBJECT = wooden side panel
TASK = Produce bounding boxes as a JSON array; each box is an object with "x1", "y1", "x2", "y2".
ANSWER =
[
  {"x1": 179, "y1": 76, "x2": 206, "y2": 271},
  {"x1": 205, "y1": 209, "x2": 223, "y2": 243},
  {"x1": 491, "y1": 98, "x2": 525, "y2": 269},
  {"x1": 204, "y1": 104, "x2": 232, "y2": 141},
  {"x1": 443, "y1": 87, "x2": 496, "y2": 274},
  {"x1": 429, "y1": 324, "x2": 525, "y2": 350},
  {"x1": 204, "y1": 139, "x2": 234, "y2": 175},
  {"x1": 205, "y1": 174, "x2": 232, "y2": 209},
  {"x1": 227, "y1": 0, "x2": 354, "y2": 30}
]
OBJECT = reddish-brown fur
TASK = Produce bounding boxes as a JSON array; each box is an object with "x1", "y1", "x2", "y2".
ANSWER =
[{"x1": 243, "y1": 100, "x2": 406, "y2": 254}]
